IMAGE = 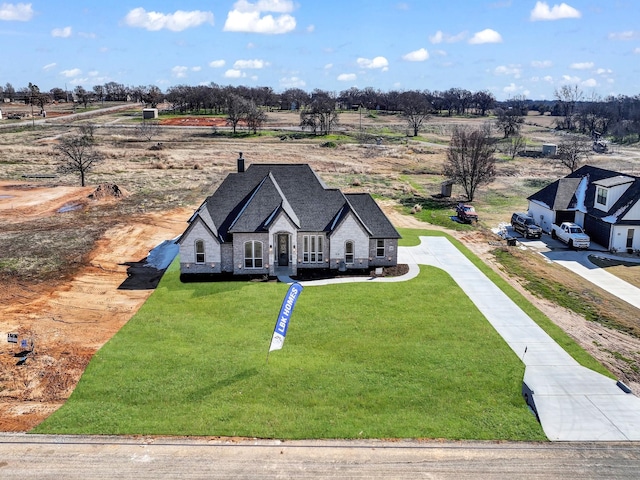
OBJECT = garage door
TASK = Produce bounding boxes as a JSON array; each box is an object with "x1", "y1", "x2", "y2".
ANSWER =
[
  {"x1": 584, "y1": 215, "x2": 611, "y2": 249},
  {"x1": 555, "y1": 210, "x2": 576, "y2": 225}
]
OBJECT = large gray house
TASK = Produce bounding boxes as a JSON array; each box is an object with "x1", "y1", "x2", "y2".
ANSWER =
[
  {"x1": 178, "y1": 156, "x2": 401, "y2": 278},
  {"x1": 527, "y1": 165, "x2": 640, "y2": 252}
]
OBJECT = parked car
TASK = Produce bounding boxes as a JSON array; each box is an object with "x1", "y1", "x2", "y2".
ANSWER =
[
  {"x1": 455, "y1": 203, "x2": 478, "y2": 224},
  {"x1": 510, "y1": 212, "x2": 542, "y2": 239},
  {"x1": 551, "y1": 222, "x2": 590, "y2": 249}
]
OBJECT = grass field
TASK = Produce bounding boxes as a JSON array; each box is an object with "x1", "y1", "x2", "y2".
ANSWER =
[{"x1": 34, "y1": 229, "x2": 613, "y2": 440}]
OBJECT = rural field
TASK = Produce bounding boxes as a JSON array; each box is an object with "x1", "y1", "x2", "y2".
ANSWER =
[{"x1": 1, "y1": 103, "x2": 640, "y2": 434}]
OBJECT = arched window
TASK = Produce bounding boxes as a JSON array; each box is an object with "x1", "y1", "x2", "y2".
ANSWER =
[
  {"x1": 244, "y1": 241, "x2": 263, "y2": 269},
  {"x1": 195, "y1": 240, "x2": 205, "y2": 264},
  {"x1": 345, "y1": 241, "x2": 354, "y2": 264}
]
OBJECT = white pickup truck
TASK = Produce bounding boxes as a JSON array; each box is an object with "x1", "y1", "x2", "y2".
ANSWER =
[{"x1": 551, "y1": 222, "x2": 590, "y2": 249}]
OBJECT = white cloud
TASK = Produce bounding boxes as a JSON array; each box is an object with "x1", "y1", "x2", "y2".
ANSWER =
[
  {"x1": 124, "y1": 8, "x2": 214, "y2": 32},
  {"x1": 233, "y1": 59, "x2": 269, "y2": 69},
  {"x1": 209, "y1": 59, "x2": 226, "y2": 68},
  {"x1": 531, "y1": 60, "x2": 553, "y2": 68},
  {"x1": 280, "y1": 76, "x2": 305, "y2": 88},
  {"x1": 635, "y1": 47, "x2": 640, "y2": 54},
  {"x1": 608, "y1": 31, "x2": 639, "y2": 41},
  {"x1": 562, "y1": 74, "x2": 581, "y2": 83},
  {"x1": 224, "y1": 0, "x2": 296, "y2": 34},
  {"x1": 494, "y1": 65, "x2": 522, "y2": 78},
  {"x1": 530, "y1": 2, "x2": 581, "y2": 21},
  {"x1": 51, "y1": 26, "x2": 72, "y2": 38},
  {"x1": 433, "y1": 49, "x2": 447, "y2": 56},
  {"x1": 78, "y1": 31, "x2": 96, "y2": 39},
  {"x1": 0, "y1": 2, "x2": 33, "y2": 21},
  {"x1": 43, "y1": 62, "x2": 56, "y2": 71},
  {"x1": 570, "y1": 62, "x2": 594, "y2": 70},
  {"x1": 357, "y1": 56, "x2": 389, "y2": 70},
  {"x1": 60, "y1": 68, "x2": 82, "y2": 78},
  {"x1": 324, "y1": 63, "x2": 333, "y2": 70},
  {"x1": 402, "y1": 48, "x2": 429, "y2": 62},
  {"x1": 337, "y1": 73, "x2": 357, "y2": 82},
  {"x1": 88, "y1": 70, "x2": 99, "y2": 77},
  {"x1": 225, "y1": 69, "x2": 246, "y2": 78},
  {"x1": 429, "y1": 30, "x2": 466, "y2": 44},
  {"x1": 596, "y1": 68, "x2": 612, "y2": 75},
  {"x1": 172, "y1": 66, "x2": 188, "y2": 78},
  {"x1": 582, "y1": 78, "x2": 597, "y2": 88},
  {"x1": 469, "y1": 29, "x2": 502, "y2": 44},
  {"x1": 192, "y1": 66, "x2": 201, "y2": 72},
  {"x1": 543, "y1": 75, "x2": 554, "y2": 82},
  {"x1": 306, "y1": 24, "x2": 314, "y2": 32},
  {"x1": 503, "y1": 83, "x2": 530, "y2": 96}
]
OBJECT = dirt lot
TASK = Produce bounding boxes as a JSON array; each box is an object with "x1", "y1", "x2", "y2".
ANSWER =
[{"x1": 1, "y1": 106, "x2": 639, "y2": 431}]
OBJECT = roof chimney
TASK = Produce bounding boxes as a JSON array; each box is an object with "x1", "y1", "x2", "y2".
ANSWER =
[{"x1": 237, "y1": 152, "x2": 245, "y2": 173}]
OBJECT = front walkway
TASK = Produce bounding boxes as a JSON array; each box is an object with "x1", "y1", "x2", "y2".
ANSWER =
[{"x1": 280, "y1": 237, "x2": 640, "y2": 441}]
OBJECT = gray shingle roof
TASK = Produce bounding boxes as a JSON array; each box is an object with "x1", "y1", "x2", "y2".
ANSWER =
[
  {"x1": 528, "y1": 165, "x2": 640, "y2": 225},
  {"x1": 345, "y1": 193, "x2": 401, "y2": 238},
  {"x1": 201, "y1": 163, "x2": 398, "y2": 239}
]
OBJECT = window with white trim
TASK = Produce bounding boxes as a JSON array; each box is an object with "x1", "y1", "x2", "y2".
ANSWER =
[
  {"x1": 345, "y1": 241, "x2": 354, "y2": 264},
  {"x1": 302, "y1": 235, "x2": 324, "y2": 263},
  {"x1": 596, "y1": 187, "x2": 607, "y2": 206},
  {"x1": 195, "y1": 240, "x2": 205, "y2": 264},
  {"x1": 376, "y1": 239, "x2": 385, "y2": 257},
  {"x1": 244, "y1": 241, "x2": 263, "y2": 269}
]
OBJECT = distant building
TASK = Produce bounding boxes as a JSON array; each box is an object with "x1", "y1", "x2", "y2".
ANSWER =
[{"x1": 142, "y1": 108, "x2": 158, "y2": 120}]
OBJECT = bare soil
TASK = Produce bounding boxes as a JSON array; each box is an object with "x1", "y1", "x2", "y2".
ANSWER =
[{"x1": 1, "y1": 107, "x2": 639, "y2": 431}]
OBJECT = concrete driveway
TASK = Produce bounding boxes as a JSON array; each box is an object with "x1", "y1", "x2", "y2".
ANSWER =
[
  {"x1": 282, "y1": 237, "x2": 640, "y2": 441},
  {"x1": 505, "y1": 227, "x2": 640, "y2": 310}
]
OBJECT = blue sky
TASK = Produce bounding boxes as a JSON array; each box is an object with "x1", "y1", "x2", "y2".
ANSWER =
[{"x1": 1, "y1": 1, "x2": 639, "y2": 100}]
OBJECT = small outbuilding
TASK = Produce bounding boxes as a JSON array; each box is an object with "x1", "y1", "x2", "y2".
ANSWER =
[{"x1": 142, "y1": 108, "x2": 158, "y2": 120}]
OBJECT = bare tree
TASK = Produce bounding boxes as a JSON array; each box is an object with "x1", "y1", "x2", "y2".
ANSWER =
[
  {"x1": 245, "y1": 101, "x2": 267, "y2": 134},
  {"x1": 74, "y1": 85, "x2": 91, "y2": 108},
  {"x1": 443, "y1": 125, "x2": 496, "y2": 201},
  {"x1": 136, "y1": 119, "x2": 160, "y2": 142},
  {"x1": 506, "y1": 135, "x2": 526, "y2": 159},
  {"x1": 299, "y1": 90, "x2": 339, "y2": 135},
  {"x1": 495, "y1": 107, "x2": 524, "y2": 138},
  {"x1": 226, "y1": 94, "x2": 249, "y2": 134},
  {"x1": 55, "y1": 135, "x2": 104, "y2": 186},
  {"x1": 554, "y1": 84, "x2": 583, "y2": 131},
  {"x1": 399, "y1": 90, "x2": 431, "y2": 136},
  {"x1": 79, "y1": 123, "x2": 97, "y2": 142},
  {"x1": 555, "y1": 135, "x2": 592, "y2": 172}
]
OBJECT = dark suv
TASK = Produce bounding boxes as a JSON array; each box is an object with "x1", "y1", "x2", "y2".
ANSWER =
[{"x1": 511, "y1": 212, "x2": 542, "y2": 239}]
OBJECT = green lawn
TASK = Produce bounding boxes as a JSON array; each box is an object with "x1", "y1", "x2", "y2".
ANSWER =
[{"x1": 36, "y1": 229, "x2": 601, "y2": 440}]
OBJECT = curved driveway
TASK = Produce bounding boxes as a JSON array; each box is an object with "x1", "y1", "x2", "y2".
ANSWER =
[{"x1": 284, "y1": 236, "x2": 640, "y2": 441}]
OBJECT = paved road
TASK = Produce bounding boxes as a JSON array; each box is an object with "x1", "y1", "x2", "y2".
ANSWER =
[{"x1": 1, "y1": 434, "x2": 639, "y2": 479}]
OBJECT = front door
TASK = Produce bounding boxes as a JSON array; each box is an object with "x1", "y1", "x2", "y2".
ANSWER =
[{"x1": 278, "y1": 234, "x2": 289, "y2": 266}]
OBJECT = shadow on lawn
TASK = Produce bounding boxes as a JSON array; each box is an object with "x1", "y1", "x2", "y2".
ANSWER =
[
  {"x1": 187, "y1": 368, "x2": 259, "y2": 402},
  {"x1": 118, "y1": 259, "x2": 165, "y2": 290}
]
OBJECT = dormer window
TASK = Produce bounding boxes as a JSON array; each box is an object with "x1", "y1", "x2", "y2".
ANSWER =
[{"x1": 596, "y1": 187, "x2": 607, "y2": 207}]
